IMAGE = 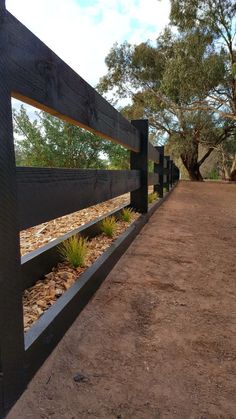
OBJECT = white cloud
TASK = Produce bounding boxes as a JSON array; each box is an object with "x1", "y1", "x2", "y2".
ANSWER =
[{"x1": 6, "y1": 0, "x2": 170, "y2": 87}]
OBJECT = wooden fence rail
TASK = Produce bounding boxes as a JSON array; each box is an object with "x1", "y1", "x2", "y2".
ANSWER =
[{"x1": 0, "y1": 2, "x2": 179, "y2": 416}]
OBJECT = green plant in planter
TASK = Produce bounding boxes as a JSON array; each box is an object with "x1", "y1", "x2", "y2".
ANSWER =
[
  {"x1": 100, "y1": 216, "x2": 117, "y2": 237},
  {"x1": 120, "y1": 207, "x2": 134, "y2": 222},
  {"x1": 148, "y1": 192, "x2": 158, "y2": 204},
  {"x1": 58, "y1": 235, "x2": 88, "y2": 268}
]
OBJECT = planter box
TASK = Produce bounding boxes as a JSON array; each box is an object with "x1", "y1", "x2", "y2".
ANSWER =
[{"x1": 23, "y1": 184, "x2": 177, "y2": 380}]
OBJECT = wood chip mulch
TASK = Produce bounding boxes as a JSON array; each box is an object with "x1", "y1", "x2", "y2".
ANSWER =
[
  {"x1": 23, "y1": 214, "x2": 139, "y2": 332},
  {"x1": 20, "y1": 194, "x2": 130, "y2": 256}
]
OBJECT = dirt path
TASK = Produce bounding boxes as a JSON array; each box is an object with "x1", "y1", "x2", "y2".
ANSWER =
[{"x1": 8, "y1": 182, "x2": 236, "y2": 418}]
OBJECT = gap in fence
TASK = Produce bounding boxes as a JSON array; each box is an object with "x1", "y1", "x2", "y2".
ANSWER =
[{"x1": 12, "y1": 97, "x2": 131, "y2": 171}]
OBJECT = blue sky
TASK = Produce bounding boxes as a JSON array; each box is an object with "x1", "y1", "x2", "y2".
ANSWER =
[{"x1": 7, "y1": 0, "x2": 170, "y2": 87}]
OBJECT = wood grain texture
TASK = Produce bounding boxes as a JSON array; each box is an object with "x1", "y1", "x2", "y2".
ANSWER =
[
  {"x1": 148, "y1": 143, "x2": 159, "y2": 163},
  {"x1": 0, "y1": 15, "x2": 25, "y2": 413},
  {"x1": 0, "y1": 10, "x2": 140, "y2": 152},
  {"x1": 16, "y1": 168, "x2": 140, "y2": 230}
]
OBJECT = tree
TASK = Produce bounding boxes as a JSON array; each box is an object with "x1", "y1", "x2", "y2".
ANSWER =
[
  {"x1": 98, "y1": 28, "x2": 234, "y2": 180},
  {"x1": 215, "y1": 137, "x2": 236, "y2": 180},
  {"x1": 169, "y1": 0, "x2": 236, "y2": 179},
  {"x1": 170, "y1": 0, "x2": 236, "y2": 120},
  {"x1": 13, "y1": 105, "x2": 129, "y2": 169}
]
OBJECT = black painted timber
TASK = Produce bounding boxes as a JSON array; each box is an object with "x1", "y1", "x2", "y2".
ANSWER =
[
  {"x1": 17, "y1": 168, "x2": 140, "y2": 230},
  {"x1": 169, "y1": 160, "x2": 173, "y2": 187},
  {"x1": 163, "y1": 156, "x2": 170, "y2": 192},
  {"x1": 0, "y1": 23, "x2": 26, "y2": 415},
  {"x1": 130, "y1": 120, "x2": 149, "y2": 213},
  {"x1": 0, "y1": 3, "x2": 180, "y2": 415},
  {"x1": 155, "y1": 146, "x2": 164, "y2": 197}
]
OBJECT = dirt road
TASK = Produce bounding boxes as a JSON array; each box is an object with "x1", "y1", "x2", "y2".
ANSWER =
[{"x1": 8, "y1": 181, "x2": 236, "y2": 418}]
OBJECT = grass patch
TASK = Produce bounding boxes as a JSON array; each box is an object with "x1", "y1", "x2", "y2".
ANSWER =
[
  {"x1": 100, "y1": 216, "x2": 117, "y2": 237},
  {"x1": 58, "y1": 235, "x2": 88, "y2": 268},
  {"x1": 148, "y1": 192, "x2": 158, "y2": 204},
  {"x1": 120, "y1": 207, "x2": 134, "y2": 222}
]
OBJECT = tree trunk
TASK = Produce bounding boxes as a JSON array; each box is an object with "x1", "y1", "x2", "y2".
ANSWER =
[
  {"x1": 185, "y1": 165, "x2": 203, "y2": 181},
  {"x1": 229, "y1": 154, "x2": 236, "y2": 181},
  {"x1": 181, "y1": 141, "x2": 203, "y2": 181}
]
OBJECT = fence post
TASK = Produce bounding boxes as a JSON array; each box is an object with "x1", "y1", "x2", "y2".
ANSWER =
[
  {"x1": 163, "y1": 156, "x2": 170, "y2": 192},
  {"x1": 0, "y1": 35, "x2": 26, "y2": 415},
  {"x1": 173, "y1": 164, "x2": 180, "y2": 183},
  {"x1": 169, "y1": 160, "x2": 173, "y2": 188},
  {"x1": 154, "y1": 146, "x2": 164, "y2": 198},
  {"x1": 130, "y1": 119, "x2": 148, "y2": 213}
]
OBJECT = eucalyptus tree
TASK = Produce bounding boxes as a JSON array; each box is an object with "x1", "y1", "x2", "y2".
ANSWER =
[
  {"x1": 98, "y1": 28, "x2": 234, "y2": 180},
  {"x1": 170, "y1": 0, "x2": 236, "y2": 119}
]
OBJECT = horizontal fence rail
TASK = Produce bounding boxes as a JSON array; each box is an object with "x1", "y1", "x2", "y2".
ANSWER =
[
  {"x1": 1, "y1": 10, "x2": 140, "y2": 152},
  {"x1": 16, "y1": 168, "x2": 140, "y2": 230},
  {"x1": 0, "y1": 2, "x2": 179, "y2": 416}
]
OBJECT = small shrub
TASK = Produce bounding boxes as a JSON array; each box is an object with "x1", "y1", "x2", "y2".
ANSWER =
[
  {"x1": 148, "y1": 192, "x2": 158, "y2": 204},
  {"x1": 205, "y1": 169, "x2": 219, "y2": 180},
  {"x1": 58, "y1": 235, "x2": 88, "y2": 268},
  {"x1": 100, "y1": 216, "x2": 117, "y2": 237},
  {"x1": 120, "y1": 207, "x2": 134, "y2": 222}
]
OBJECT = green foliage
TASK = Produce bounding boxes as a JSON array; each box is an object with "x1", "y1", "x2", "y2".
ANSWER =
[
  {"x1": 205, "y1": 168, "x2": 220, "y2": 180},
  {"x1": 148, "y1": 192, "x2": 158, "y2": 204},
  {"x1": 170, "y1": 0, "x2": 235, "y2": 39},
  {"x1": 98, "y1": 29, "x2": 225, "y2": 109},
  {"x1": 100, "y1": 216, "x2": 117, "y2": 237},
  {"x1": 120, "y1": 207, "x2": 134, "y2": 222},
  {"x1": 169, "y1": 0, "x2": 236, "y2": 116},
  {"x1": 98, "y1": 2, "x2": 236, "y2": 181},
  {"x1": 58, "y1": 236, "x2": 88, "y2": 268},
  {"x1": 13, "y1": 105, "x2": 129, "y2": 169},
  {"x1": 102, "y1": 141, "x2": 130, "y2": 169}
]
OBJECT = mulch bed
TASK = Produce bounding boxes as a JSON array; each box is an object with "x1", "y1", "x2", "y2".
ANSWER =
[
  {"x1": 23, "y1": 213, "x2": 139, "y2": 331},
  {"x1": 21, "y1": 189, "x2": 156, "y2": 332},
  {"x1": 20, "y1": 194, "x2": 129, "y2": 256}
]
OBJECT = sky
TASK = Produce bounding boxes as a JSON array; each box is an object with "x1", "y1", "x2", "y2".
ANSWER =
[{"x1": 7, "y1": 0, "x2": 170, "y2": 88}]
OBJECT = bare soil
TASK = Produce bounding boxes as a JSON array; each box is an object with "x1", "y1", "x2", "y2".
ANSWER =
[{"x1": 9, "y1": 181, "x2": 236, "y2": 418}]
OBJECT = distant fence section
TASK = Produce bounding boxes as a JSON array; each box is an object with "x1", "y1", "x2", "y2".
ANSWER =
[{"x1": 0, "y1": 1, "x2": 179, "y2": 416}]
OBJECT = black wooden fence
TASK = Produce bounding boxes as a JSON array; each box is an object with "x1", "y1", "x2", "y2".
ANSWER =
[{"x1": 0, "y1": 2, "x2": 179, "y2": 416}]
